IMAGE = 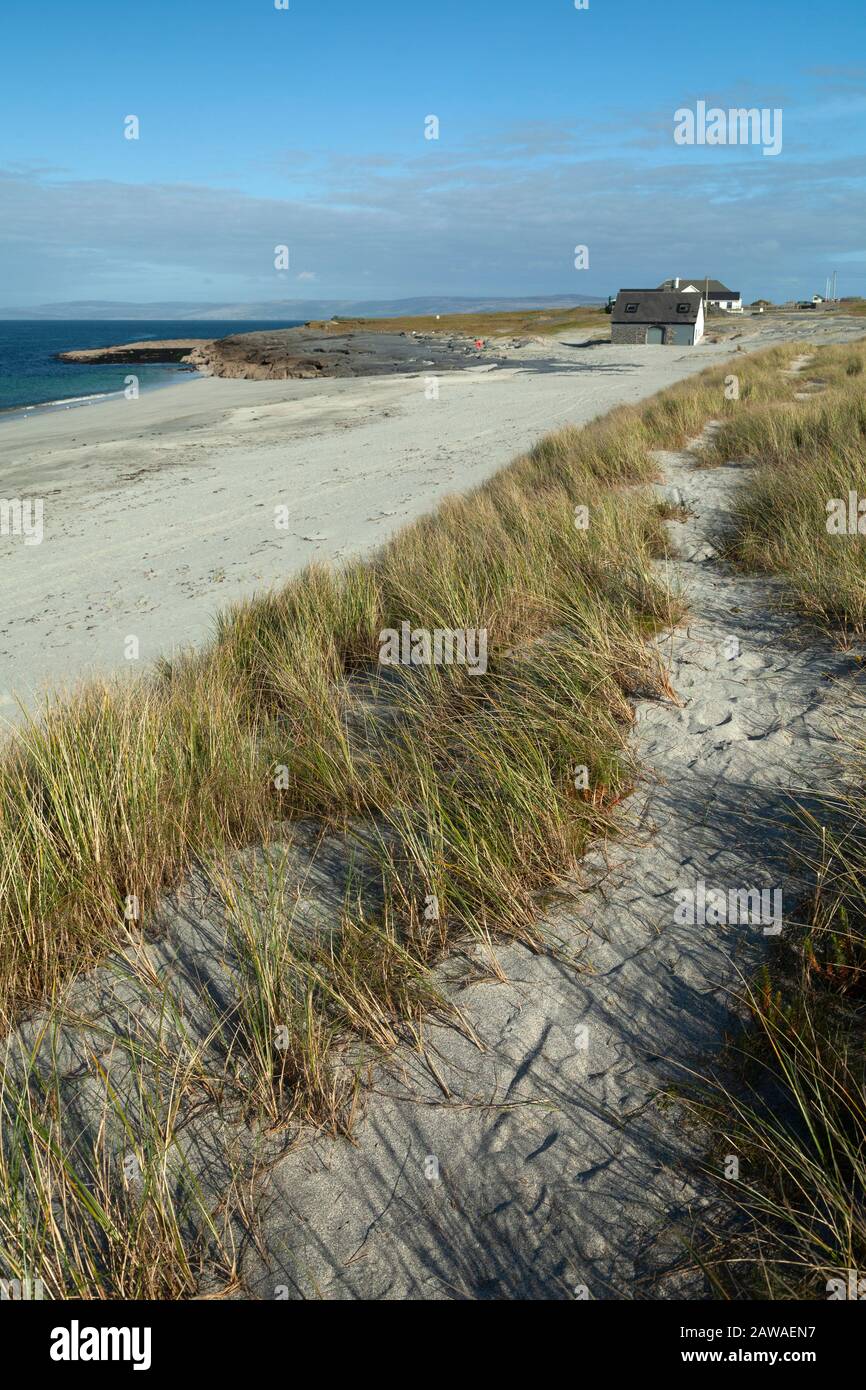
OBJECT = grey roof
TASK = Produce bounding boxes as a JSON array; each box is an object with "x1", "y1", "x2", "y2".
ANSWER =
[
  {"x1": 611, "y1": 289, "x2": 702, "y2": 325},
  {"x1": 657, "y1": 278, "x2": 739, "y2": 297}
]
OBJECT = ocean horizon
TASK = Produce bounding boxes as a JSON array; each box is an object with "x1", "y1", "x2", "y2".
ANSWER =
[{"x1": 0, "y1": 319, "x2": 304, "y2": 413}]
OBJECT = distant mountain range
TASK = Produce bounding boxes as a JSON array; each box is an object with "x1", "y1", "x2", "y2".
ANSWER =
[{"x1": 0, "y1": 295, "x2": 606, "y2": 322}]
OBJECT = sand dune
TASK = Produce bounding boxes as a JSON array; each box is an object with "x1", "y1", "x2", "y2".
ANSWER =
[{"x1": 1, "y1": 318, "x2": 861, "y2": 720}]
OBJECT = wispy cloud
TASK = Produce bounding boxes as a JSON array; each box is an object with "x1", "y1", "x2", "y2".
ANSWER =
[{"x1": 2, "y1": 101, "x2": 864, "y2": 307}]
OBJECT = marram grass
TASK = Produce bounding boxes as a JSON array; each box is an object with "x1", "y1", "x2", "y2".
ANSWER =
[{"x1": 1, "y1": 339, "x2": 840, "y2": 1299}]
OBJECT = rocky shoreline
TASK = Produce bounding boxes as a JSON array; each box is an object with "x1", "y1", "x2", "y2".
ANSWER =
[{"x1": 57, "y1": 326, "x2": 497, "y2": 380}]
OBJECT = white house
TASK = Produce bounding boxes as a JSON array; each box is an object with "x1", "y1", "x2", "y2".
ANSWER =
[{"x1": 658, "y1": 277, "x2": 743, "y2": 312}]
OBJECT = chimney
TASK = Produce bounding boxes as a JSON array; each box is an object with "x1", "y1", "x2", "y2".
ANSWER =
[{"x1": 674, "y1": 277, "x2": 680, "y2": 289}]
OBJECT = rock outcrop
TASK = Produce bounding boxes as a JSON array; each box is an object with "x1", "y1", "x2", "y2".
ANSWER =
[
  {"x1": 56, "y1": 339, "x2": 211, "y2": 364},
  {"x1": 184, "y1": 328, "x2": 489, "y2": 380},
  {"x1": 57, "y1": 328, "x2": 492, "y2": 379}
]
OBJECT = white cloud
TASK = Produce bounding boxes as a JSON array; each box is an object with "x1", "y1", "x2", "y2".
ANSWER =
[{"x1": 1, "y1": 124, "x2": 864, "y2": 306}]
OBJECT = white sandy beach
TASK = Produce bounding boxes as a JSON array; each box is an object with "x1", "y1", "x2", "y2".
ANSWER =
[{"x1": 0, "y1": 318, "x2": 861, "y2": 720}]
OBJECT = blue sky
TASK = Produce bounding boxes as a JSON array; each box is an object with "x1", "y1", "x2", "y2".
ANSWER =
[{"x1": 1, "y1": 0, "x2": 864, "y2": 307}]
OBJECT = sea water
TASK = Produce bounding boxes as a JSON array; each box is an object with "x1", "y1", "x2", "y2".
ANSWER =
[{"x1": 0, "y1": 319, "x2": 303, "y2": 413}]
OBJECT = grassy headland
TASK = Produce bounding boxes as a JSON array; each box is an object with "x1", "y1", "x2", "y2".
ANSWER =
[{"x1": 304, "y1": 304, "x2": 609, "y2": 339}]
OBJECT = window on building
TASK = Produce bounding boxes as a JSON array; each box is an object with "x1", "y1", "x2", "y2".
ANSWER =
[
  {"x1": 676, "y1": 303, "x2": 690, "y2": 313},
  {"x1": 625, "y1": 303, "x2": 638, "y2": 313}
]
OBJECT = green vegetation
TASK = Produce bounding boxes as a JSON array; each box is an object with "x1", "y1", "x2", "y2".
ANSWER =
[
  {"x1": 694, "y1": 778, "x2": 866, "y2": 1299},
  {"x1": 0, "y1": 1011, "x2": 238, "y2": 1299},
  {"x1": 0, "y1": 340, "x2": 808, "y2": 1029},
  {"x1": 0, "y1": 382, "x2": 684, "y2": 1298},
  {"x1": 305, "y1": 304, "x2": 609, "y2": 339},
  {"x1": 689, "y1": 335, "x2": 866, "y2": 1298},
  {"x1": 719, "y1": 339, "x2": 866, "y2": 640},
  {"x1": 0, "y1": 404, "x2": 681, "y2": 1027},
  {"x1": 1, "y1": 336, "x2": 839, "y2": 1298}
]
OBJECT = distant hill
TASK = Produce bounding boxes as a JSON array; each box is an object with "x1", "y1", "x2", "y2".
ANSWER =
[{"x1": 0, "y1": 295, "x2": 607, "y2": 322}]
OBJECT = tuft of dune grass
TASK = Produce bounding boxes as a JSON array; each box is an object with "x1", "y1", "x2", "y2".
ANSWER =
[
  {"x1": 0, "y1": 393, "x2": 683, "y2": 1024},
  {"x1": 691, "y1": 764, "x2": 866, "y2": 1299},
  {"x1": 0, "y1": 341, "x2": 814, "y2": 1024},
  {"x1": 720, "y1": 338, "x2": 866, "y2": 639},
  {"x1": 680, "y1": 335, "x2": 866, "y2": 1297}
]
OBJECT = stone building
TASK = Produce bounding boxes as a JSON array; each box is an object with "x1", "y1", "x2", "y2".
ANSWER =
[{"x1": 610, "y1": 289, "x2": 704, "y2": 345}]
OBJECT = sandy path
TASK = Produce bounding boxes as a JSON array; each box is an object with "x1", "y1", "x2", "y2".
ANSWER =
[
  {"x1": 2, "y1": 316, "x2": 859, "y2": 721},
  {"x1": 233, "y1": 429, "x2": 860, "y2": 1300}
]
